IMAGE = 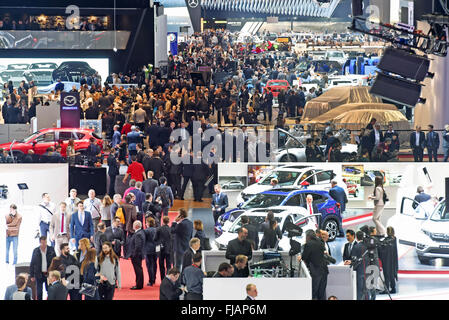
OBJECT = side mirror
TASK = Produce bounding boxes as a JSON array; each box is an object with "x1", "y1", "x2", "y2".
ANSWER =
[{"x1": 237, "y1": 203, "x2": 243, "y2": 208}]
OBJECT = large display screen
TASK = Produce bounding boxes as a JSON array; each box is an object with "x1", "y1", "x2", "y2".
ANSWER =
[{"x1": 0, "y1": 58, "x2": 109, "y2": 88}]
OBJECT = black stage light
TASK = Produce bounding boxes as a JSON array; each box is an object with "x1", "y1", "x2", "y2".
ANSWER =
[
  {"x1": 378, "y1": 47, "x2": 431, "y2": 82},
  {"x1": 370, "y1": 72, "x2": 423, "y2": 107}
]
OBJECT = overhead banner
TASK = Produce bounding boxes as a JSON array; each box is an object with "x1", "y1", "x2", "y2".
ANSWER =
[
  {"x1": 60, "y1": 91, "x2": 80, "y2": 128},
  {"x1": 168, "y1": 32, "x2": 178, "y2": 55},
  {"x1": 185, "y1": 0, "x2": 201, "y2": 32}
]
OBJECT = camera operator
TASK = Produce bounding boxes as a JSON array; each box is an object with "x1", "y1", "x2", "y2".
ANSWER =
[
  {"x1": 298, "y1": 229, "x2": 328, "y2": 300},
  {"x1": 351, "y1": 227, "x2": 380, "y2": 300},
  {"x1": 378, "y1": 226, "x2": 398, "y2": 294}
]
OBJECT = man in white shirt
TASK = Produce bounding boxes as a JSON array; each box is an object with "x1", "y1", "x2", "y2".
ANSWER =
[
  {"x1": 50, "y1": 202, "x2": 71, "y2": 256},
  {"x1": 38, "y1": 193, "x2": 56, "y2": 246},
  {"x1": 65, "y1": 189, "x2": 80, "y2": 214},
  {"x1": 245, "y1": 284, "x2": 258, "y2": 300},
  {"x1": 84, "y1": 189, "x2": 102, "y2": 230},
  {"x1": 302, "y1": 194, "x2": 319, "y2": 229}
]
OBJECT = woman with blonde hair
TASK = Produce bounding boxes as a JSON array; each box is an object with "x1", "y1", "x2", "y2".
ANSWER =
[
  {"x1": 101, "y1": 195, "x2": 113, "y2": 227},
  {"x1": 75, "y1": 238, "x2": 91, "y2": 263},
  {"x1": 80, "y1": 248, "x2": 99, "y2": 300}
]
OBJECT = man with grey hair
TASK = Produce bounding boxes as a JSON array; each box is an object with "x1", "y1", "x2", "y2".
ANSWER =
[
  {"x1": 83, "y1": 189, "x2": 102, "y2": 231},
  {"x1": 127, "y1": 220, "x2": 145, "y2": 290},
  {"x1": 414, "y1": 186, "x2": 431, "y2": 207}
]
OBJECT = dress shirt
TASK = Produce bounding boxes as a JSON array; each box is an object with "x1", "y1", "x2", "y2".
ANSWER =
[
  {"x1": 78, "y1": 211, "x2": 85, "y2": 226},
  {"x1": 307, "y1": 203, "x2": 318, "y2": 226},
  {"x1": 39, "y1": 201, "x2": 56, "y2": 224},
  {"x1": 374, "y1": 130, "x2": 380, "y2": 146},
  {"x1": 84, "y1": 198, "x2": 101, "y2": 219},
  {"x1": 41, "y1": 247, "x2": 47, "y2": 272},
  {"x1": 65, "y1": 197, "x2": 80, "y2": 214},
  {"x1": 416, "y1": 132, "x2": 420, "y2": 147}
]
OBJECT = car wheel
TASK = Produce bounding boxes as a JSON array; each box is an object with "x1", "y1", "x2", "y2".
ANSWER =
[
  {"x1": 354, "y1": 189, "x2": 359, "y2": 198},
  {"x1": 280, "y1": 154, "x2": 297, "y2": 162},
  {"x1": 323, "y1": 218, "x2": 338, "y2": 241},
  {"x1": 417, "y1": 255, "x2": 431, "y2": 265}
]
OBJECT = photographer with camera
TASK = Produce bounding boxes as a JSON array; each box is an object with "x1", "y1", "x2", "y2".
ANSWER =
[{"x1": 378, "y1": 226, "x2": 398, "y2": 294}]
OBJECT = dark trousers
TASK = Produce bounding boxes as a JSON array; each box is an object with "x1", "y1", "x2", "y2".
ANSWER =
[
  {"x1": 427, "y1": 147, "x2": 438, "y2": 162},
  {"x1": 174, "y1": 250, "x2": 183, "y2": 269},
  {"x1": 192, "y1": 179, "x2": 205, "y2": 201},
  {"x1": 213, "y1": 210, "x2": 222, "y2": 224},
  {"x1": 169, "y1": 174, "x2": 181, "y2": 198},
  {"x1": 35, "y1": 275, "x2": 48, "y2": 300},
  {"x1": 185, "y1": 292, "x2": 203, "y2": 300},
  {"x1": 131, "y1": 255, "x2": 144, "y2": 289},
  {"x1": 159, "y1": 249, "x2": 172, "y2": 281},
  {"x1": 98, "y1": 283, "x2": 115, "y2": 300},
  {"x1": 108, "y1": 174, "x2": 117, "y2": 197},
  {"x1": 311, "y1": 273, "x2": 327, "y2": 300},
  {"x1": 180, "y1": 176, "x2": 192, "y2": 199},
  {"x1": 145, "y1": 252, "x2": 158, "y2": 285},
  {"x1": 412, "y1": 147, "x2": 424, "y2": 162},
  {"x1": 68, "y1": 288, "x2": 81, "y2": 300},
  {"x1": 161, "y1": 206, "x2": 169, "y2": 217}
]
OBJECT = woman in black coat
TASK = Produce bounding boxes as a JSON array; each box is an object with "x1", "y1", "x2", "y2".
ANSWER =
[
  {"x1": 260, "y1": 212, "x2": 282, "y2": 249},
  {"x1": 193, "y1": 220, "x2": 207, "y2": 252}
]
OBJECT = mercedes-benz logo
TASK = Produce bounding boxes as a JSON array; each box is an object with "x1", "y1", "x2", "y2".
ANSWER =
[
  {"x1": 64, "y1": 95, "x2": 77, "y2": 106},
  {"x1": 188, "y1": 0, "x2": 199, "y2": 8}
]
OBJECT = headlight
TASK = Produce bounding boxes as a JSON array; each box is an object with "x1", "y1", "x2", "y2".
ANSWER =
[{"x1": 421, "y1": 229, "x2": 432, "y2": 237}]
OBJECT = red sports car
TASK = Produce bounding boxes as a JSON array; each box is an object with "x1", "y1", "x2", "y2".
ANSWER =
[
  {"x1": 0, "y1": 128, "x2": 103, "y2": 159},
  {"x1": 265, "y1": 79, "x2": 290, "y2": 98}
]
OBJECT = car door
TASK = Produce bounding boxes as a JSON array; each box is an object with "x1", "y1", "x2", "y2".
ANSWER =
[
  {"x1": 388, "y1": 197, "x2": 429, "y2": 246},
  {"x1": 297, "y1": 169, "x2": 316, "y2": 187},
  {"x1": 57, "y1": 131, "x2": 76, "y2": 156},
  {"x1": 32, "y1": 131, "x2": 57, "y2": 155}
]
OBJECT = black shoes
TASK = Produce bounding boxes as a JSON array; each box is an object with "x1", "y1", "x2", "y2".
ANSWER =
[
  {"x1": 130, "y1": 286, "x2": 142, "y2": 290},
  {"x1": 147, "y1": 282, "x2": 154, "y2": 287}
]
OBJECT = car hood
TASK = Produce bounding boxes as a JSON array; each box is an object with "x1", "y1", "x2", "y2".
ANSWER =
[
  {"x1": 215, "y1": 232, "x2": 238, "y2": 246},
  {"x1": 241, "y1": 184, "x2": 272, "y2": 196},
  {"x1": 421, "y1": 220, "x2": 449, "y2": 234},
  {"x1": 0, "y1": 141, "x2": 30, "y2": 149}
]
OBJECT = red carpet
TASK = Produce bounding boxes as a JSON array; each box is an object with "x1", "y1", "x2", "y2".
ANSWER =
[{"x1": 114, "y1": 211, "x2": 178, "y2": 300}]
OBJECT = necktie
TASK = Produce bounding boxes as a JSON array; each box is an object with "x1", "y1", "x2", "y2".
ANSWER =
[
  {"x1": 309, "y1": 205, "x2": 312, "y2": 215},
  {"x1": 61, "y1": 213, "x2": 64, "y2": 233}
]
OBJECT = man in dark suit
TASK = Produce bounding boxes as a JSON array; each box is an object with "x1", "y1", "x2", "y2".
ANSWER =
[
  {"x1": 410, "y1": 126, "x2": 426, "y2": 162},
  {"x1": 368, "y1": 124, "x2": 384, "y2": 159},
  {"x1": 342, "y1": 229, "x2": 357, "y2": 263},
  {"x1": 180, "y1": 154, "x2": 194, "y2": 200},
  {"x1": 211, "y1": 184, "x2": 229, "y2": 223},
  {"x1": 226, "y1": 228, "x2": 252, "y2": 276},
  {"x1": 142, "y1": 170, "x2": 159, "y2": 196},
  {"x1": 94, "y1": 222, "x2": 108, "y2": 253},
  {"x1": 126, "y1": 220, "x2": 145, "y2": 290},
  {"x1": 299, "y1": 230, "x2": 328, "y2": 300},
  {"x1": 47, "y1": 270, "x2": 68, "y2": 300},
  {"x1": 426, "y1": 124, "x2": 440, "y2": 162},
  {"x1": 159, "y1": 267, "x2": 183, "y2": 300},
  {"x1": 69, "y1": 201, "x2": 94, "y2": 249},
  {"x1": 104, "y1": 217, "x2": 125, "y2": 257},
  {"x1": 107, "y1": 150, "x2": 120, "y2": 197},
  {"x1": 301, "y1": 194, "x2": 320, "y2": 229},
  {"x1": 29, "y1": 236, "x2": 56, "y2": 300},
  {"x1": 171, "y1": 209, "x2": 193, "y2": 268},
  {"x1": 241, "y1": 215, "x2": 259, "y2": 250},
  {"x1": 245, "y1": 284, "x2": 258, "y2": 300},
  {"x1": 182, "y1": 238, "x2": 201, "y2": 272},
  {"x1": 329, "y1": 180, "x2": 348, "y2": 213},
  {"x1": 155, "y1": 216, "x2": 173, "y2": 280}
]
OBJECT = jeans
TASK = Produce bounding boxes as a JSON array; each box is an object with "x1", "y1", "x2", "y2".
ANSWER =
[
  {"x1": 98, "y1": 283, "x2": 115, "y2": 300},
  {"x1": 6, "y1": 236, "x2": 18, "y2": 264},
  {"x1": 39, "y1": 221, "x2": 51, "y2": 245},
  {"x1": 35, "y1": 275, "x2": 48, "y2": 300}
]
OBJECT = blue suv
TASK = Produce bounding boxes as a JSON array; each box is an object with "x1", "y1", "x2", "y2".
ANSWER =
[{"x1": 215, "y1": 188, "x2": 344, "y2": 241}]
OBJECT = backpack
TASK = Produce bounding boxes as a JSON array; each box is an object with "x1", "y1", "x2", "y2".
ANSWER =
[
  {"x1": 145, "y1": 211, "x2": 161, "y2": 227},
  {"x1": 115, "y1": 207, "x2": 125, "y2": 224},
  {"x1": 158, "y1": 187, "x2": 170, "y2": 207}
]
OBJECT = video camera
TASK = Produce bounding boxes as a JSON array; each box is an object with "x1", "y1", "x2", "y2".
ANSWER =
[{"x1": 359, "y1": 225, "x2": 394, "y2": 250}]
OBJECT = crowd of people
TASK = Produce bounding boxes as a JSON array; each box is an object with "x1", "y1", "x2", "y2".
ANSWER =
[{"x1": 0, "y1": 15, "x2": 107, "y2": 31}]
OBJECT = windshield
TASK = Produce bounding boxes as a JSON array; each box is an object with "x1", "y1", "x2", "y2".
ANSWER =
[
  {"x1": 22, "y1": 132, "x2": 40, "y2": 143},
  {"x1": 242, "y1": 193, "x2": 286, "y2": 209},
  {"x1": 259, "y1": 170, "x2": 301, "y2": 186},
  {"x1": 231, "y1": 215, "x2": 282, "y2": 233},
  {"x1": 430, "y1": 202, "x2": 449, "y2": 221},
  {"x1": 328, "y1": 52, "x2": 344, "y2": 58}
]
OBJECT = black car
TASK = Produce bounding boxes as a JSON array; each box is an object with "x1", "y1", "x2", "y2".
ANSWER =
[{"x1": 52, "y1": 61, "x2": 97, "y2": 82}]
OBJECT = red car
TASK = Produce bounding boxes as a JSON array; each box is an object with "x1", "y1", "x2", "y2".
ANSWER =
[
  {"x1": 344, "y1": 181, "x2": 359, "y2": 198},
  {"x1": 0, "y1": 128, "x2": 103, "y2": 159},
  {"x1": 265, "y1": 79, "x2": 290, "y2": 97}
]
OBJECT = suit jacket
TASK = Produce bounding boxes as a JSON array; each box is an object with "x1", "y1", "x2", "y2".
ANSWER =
[
  {"x1": 329, "y1": 186, "x2": 348, "y2": 212},
  {"x1": 155, "y1": 225, "x2": 172, "y2": 253},
  {"x1": 300, "y1": 203, "x2": 321, "y2": 227},
  {"x1": 181, "y1": 247, "x2": 195, "y2": 271},
  {"x1": 426, "y1": 131, "x2": 440, "y2": 149},
  {"x1": 211, "y1": 192, "x2": 229, "y2": 213},
  {"x1": 69, "y1": 211, "x2": 94, "y2": 241},
  {"x1": 126, "y1": 229, "x2": 145, "y2": 259},
  {"x1": 104, "y1": 226, "x2": 125, "y2": 256},
  {"x1": 410, "y1": 131, "x2": 426, "y2": 149},
  {"x1": 302, "y1": 238, "x2": 328, "y2": 276},
  {"x1": 29, "y1": 246, "x2": 56, "y2": 279},
  {"x1": 242, "y1": 223, "x2": 259, "y2": 250},
  {"x1": 142, "y1": 178, "x2": 159, "y2": 196},
  {"x1": 343, "y1": 241, "x2": 358, "y2": 261},
  {"x1": 143, "y1": 227, "x2": 157, "y2": 255},
  {"x1": 121, "y1": 203, "x2": 137, "y2": 234},
  {"x1": 368, "y1": 129, "x2": 384, "y2": 150},
  {"x1": 171, "y1": 219, "x2": 193, "y2": 254},
  {"x1": 47, "y1": 281, "x2": 68, "y2": 300},
  {"x1": 94, "y1": 231, "x2": 108, "y2": 252},
  {"x1": 159, "y1": 277, "x2": 182, "y2": 300},
  {"x1": 49, "y1": 211, "x2": 72, "y2": 240}
]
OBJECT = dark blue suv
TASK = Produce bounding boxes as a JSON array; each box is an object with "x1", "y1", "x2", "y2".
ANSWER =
[{"x1": 215, "y1": 188, "x2": 344, "y2": 241}]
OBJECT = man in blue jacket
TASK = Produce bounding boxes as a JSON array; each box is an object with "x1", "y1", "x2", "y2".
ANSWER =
[
  {"x1": 426, "y1": 124, "x2": 440, "y2": 162},
  {"x1": 211, "y1": 184, "x2": 229, "y2": 223},
  {"x1": 329, "y1": 180, "x2": 347, "y2": 236},
  {"x1": 70, "y1": 201, "x2": 94, "y2": 249}
]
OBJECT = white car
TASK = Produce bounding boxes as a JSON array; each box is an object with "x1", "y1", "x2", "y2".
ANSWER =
[
  {"x1": 0, "y1": 63, "x2": 29, "y2": 86},
  {"x1": 214, "y1": 206, "x2": 320, "y2": 251},
  {"x1": 222, "y1": 181, "x2": 245, "y2": 190},
  {"x1": 325, "y1": 75, "x2": 369, "y2": 91},
  {"x1": 23, "y1": 62, "x2": 58, "y2": 86},
  {"x1": 324, "y1": 50, "x2": 348, "y2": 65},
  {"x1": 274, "y1": 128, "x2": 358, "y2": 163},
  {"x1": 387, "y1": 197, "x2": 449, "y2": 264},
  {"x1": 237, "y1": 164, "x2": 348, "y2": 204}
]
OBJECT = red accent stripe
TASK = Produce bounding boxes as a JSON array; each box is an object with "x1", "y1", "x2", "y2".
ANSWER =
[
  {"x1": 342, "y1": 212, "x2": 373, "y2": 223},
  {"x1": 398, "y1": 270, "x2": 449, "y2": 275}
]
